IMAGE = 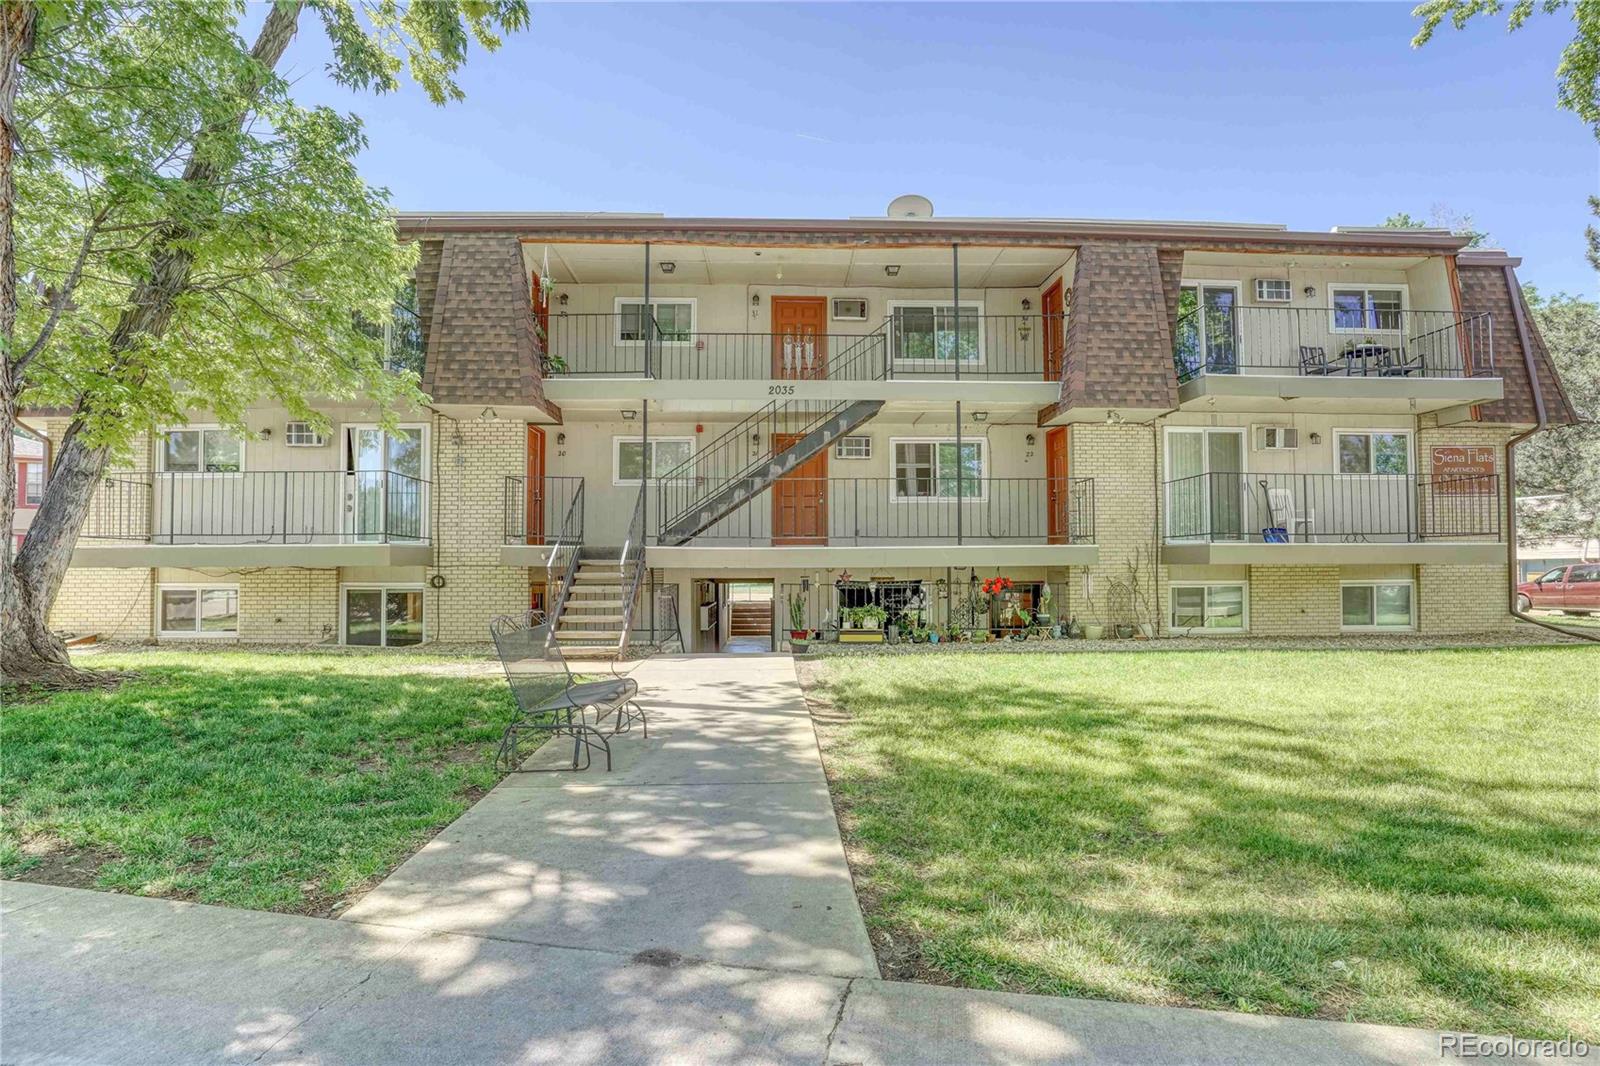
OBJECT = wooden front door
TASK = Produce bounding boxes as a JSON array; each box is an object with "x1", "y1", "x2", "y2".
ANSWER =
[
  {"x1": 772, "y1": 297, "x2": 828, "y2": 379},
  {"x1": 1046, "y1": 426, "x2": 1071, "y2": 543},
  {"x1": 1041, "y1": 280, "x2": 1066, "y2": 381},
  {"x1": 524, "y1": 425, "x2": 546, "y2": 544},
  {"x1": 772, "y1": 432, "x2": 827, "y2": 544}
]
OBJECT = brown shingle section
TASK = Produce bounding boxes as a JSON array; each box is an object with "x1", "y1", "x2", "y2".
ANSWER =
[
  {"x1": 1051, "y1": 242, "x2": 1180, "y2": 414},
  {"x1": 1457, "y1": 263, "x2": 1576, "y2": 426},
  {"x1": 419, "y1": 233, "x2": 557, "y2": 418}
]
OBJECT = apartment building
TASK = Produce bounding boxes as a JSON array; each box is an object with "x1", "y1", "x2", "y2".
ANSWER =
[{"x1": 38, "y1": 202, "x2": 1576, "y2": 652}]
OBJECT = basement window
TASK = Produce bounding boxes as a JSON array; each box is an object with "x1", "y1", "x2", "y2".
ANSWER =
[
  {"x1": 342, "y1": 586, "x2": 424, "y2": 647},
  {"x1": 158, "y1": 585, "x2": 239, "y2": 637},
  {"x1": 1169, "y1": 583, "x2": 1247, "y2": 633},
  {"x1": 1341, "y1": 581, "x2": 1413, "y2": 631}
]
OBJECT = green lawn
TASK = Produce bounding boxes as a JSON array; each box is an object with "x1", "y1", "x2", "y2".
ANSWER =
[
  {"x1": 802, "y1": 648, "x2": 1600, "y2": 1041},
  {"x1": 1, "y1": 650, "x2": 510, "y2": 913}
]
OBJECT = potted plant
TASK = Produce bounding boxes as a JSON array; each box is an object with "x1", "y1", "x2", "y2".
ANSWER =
[
  {"x1": 859, "y1": 604, "x2": 887, "y2": 631},
  {"x1": 787, "y1": 593, "x2": 808, "y2": 641},
  {"x1": 1083, "y1": 619, "x2": 1106, "y2": 639}
]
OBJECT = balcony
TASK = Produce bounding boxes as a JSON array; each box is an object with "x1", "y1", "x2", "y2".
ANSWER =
[
  {"x1": 499, "y1": 475, "x2": 584, "y2": 566},
  {"x1": 73, "y1": 470, "x2": 432, "y2": 568},
  {"x1": 645, "y1": 476, "x2": 1097, "y2": 568},
  {"x1": 1171, "y1": 307, "x2": 1503, "y2": 413},
  {"x1": 1161, "y1": 471, "x2": 1504, "y2": 565}
]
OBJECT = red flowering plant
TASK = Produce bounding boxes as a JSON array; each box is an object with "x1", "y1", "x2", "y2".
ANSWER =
[{"x1": 980, "y1": 576, "x2": 1013, "y2": 597}]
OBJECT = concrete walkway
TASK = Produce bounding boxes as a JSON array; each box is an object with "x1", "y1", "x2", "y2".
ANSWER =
[{"x1": 1, "y1": 655, "x2": 1574, "y2": 1064}]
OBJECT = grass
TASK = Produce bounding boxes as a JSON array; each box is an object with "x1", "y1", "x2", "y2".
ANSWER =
[
  {"x1": 802, "y1": 647, "x2": 1600, "y2": 1040},
  {"x1": 1, "y1": 649, "x2": 510, "y2": 913}
]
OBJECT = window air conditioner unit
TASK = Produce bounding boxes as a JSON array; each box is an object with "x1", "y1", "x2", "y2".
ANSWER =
[
  {"x1": 1253, "y1": 425, "x2": 1299, "y2": 451},
  {"x1": 831, "y1": 297, "x2": 868, "y2": 321},
  {"x1": 1254, "y1": 278, "x2": 1292, "y2": 303},
  {"x1": 284, "y1": 421, "x2": 328, "y2": 447}
]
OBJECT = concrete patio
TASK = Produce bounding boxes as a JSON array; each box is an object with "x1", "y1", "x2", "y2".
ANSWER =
[{"x1": 1, "y1": 655, "x2": 1579, "y2": 1064}]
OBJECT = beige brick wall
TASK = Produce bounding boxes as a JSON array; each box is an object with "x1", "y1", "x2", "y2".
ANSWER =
[
  {"x1": 1248, "y1": 565, "x2": 1342, "y2": 635},
  {"x1": 426, "y1": 415, "x2": 531, "y2": 641},
  {"x1": 51, "y1": 568, "x2": 154, "y2": 642},
  {"x1": 1067, "y1": 423, "x2": 1165, "y2": 631},
  {"x1": 1419, "y1": 563, "x2": 1515, "y2": 632},
  {"x1": 233, "y1": 568, "x2": 340, "y2": 642}
]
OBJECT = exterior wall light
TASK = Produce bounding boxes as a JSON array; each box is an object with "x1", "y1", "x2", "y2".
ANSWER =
[
  {"x1": 558, "y1": 293, "x2": 569, "y2": 306},
  {"x1": 556, "y1": 432, "x2": 566, "y2": 446},
  {"x1": 970, "y1": 410, "x2": 988, "y2": 423},
  {"x1": 884, "y1": 265, "x2": 901, "y2": 277},
  {"x1": 660, "y1": 261, "x2": 676, "y2": 274},
  {"x1": 1021, "y1": 298, "x2": 1032, "y2": 311},
  {"x1": 621, "y1": 410, "x2": 637, "y2": 421}
]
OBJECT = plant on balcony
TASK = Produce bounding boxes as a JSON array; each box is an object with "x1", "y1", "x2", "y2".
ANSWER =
[{"x1": 787, "y1": 593, "x2": 808, "y2": 638}]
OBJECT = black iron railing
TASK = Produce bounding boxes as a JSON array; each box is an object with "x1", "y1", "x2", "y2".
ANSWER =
[
  {"x1": 779, "y1": 576, "x2": 1068, "y2": 642},
  {"x1": 82, "y1": 470, "x2": 430, "y2": 544},
  {"x1": 659, "y1": 477, "x2": 1094, "y2": 547},
  {"x1": 1163, "y1": 472, "x2": 1501, "y2": 542},
  {"x1": 540, "y1": 311, "x2": 1062, "y2": 380},
  {"x1": 1172, "y1": 307, "x2": 1494, "y2": 382},
  {"x1": 502, "y1": 475, "x2": 584, "y2": 545}
]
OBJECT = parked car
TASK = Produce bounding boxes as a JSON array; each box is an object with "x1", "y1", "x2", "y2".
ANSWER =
[{"x1": 1516, "y1": 563, "x2": 1600, "y2": 614}]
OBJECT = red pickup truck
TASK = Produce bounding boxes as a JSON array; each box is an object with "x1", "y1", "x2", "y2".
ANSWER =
[{"x1": 1516, "y1": 563, "x2": 1600, "y2": 614}]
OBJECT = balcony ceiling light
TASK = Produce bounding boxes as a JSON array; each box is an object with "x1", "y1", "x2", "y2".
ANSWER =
[
  {"x1": 621, "y1": 409, "x2": 637, "y2": 421},
  {"x1": 660, "y1": 261, "x2": 676, "y2": 274},
  {"x1": 970, "y1": 410, "x2": 988, "y2": 423},
  {"x1": 884, "y1": 265, "x2": 901, "y2": 277}
]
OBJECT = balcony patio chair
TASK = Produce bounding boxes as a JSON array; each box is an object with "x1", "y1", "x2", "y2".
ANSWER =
[
  {"x1": 1298, "y1": 346, "x2": 1346, "y2": 376},
  {"x1": 1264, "y1": 487, "x2": 1316, "y2": 543},
  {"x1": 489, "y1": 610, "x2": 647, "y2": 773},
  {"x1": 1376, "y1": 347, "x2": 1425, "y2": 377}
]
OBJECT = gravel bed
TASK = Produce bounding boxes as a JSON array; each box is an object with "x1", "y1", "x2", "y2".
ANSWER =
[{"x1": 797, "y1": 626, "x2": 1594, "y2": 656}]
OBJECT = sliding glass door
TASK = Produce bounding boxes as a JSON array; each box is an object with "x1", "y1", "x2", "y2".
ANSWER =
[
  {"x1": 1166, "y1": 428, "x2": 1245, "y2": 540},
  {"x1": 344, "y1": 426, "x2": 426, "y2": 542}
]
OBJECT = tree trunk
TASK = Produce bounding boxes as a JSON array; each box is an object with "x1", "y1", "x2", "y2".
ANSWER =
[{"x1": 2, "y1": 2, "x2": 302, "y2": 685}]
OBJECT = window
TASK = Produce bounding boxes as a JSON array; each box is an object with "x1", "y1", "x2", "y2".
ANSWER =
[
  {"x1": 1169, "y1": 584, "x2": 1247, "y2": 632},
  {"x1": 1174, "y1": 283, "x2": 1240, "y2": 376},
  {"x1": 1341, "y1": 581, "x2": 1414, "y2": 630},
  {"x1": 1536, "y1": 566, "x2": 1569, "y2": 584},
  {"x1": 615, "y1": 298, "x2": 695, "y2": 344},
  {"x1": 1569, "y1": 565, "x2": 1599, "y2": 583},
  {"x1": 17, "y1": 461, "x2": 43, "y2": 507},
  {"x1": 888, "y1": 301, "x2": 983, "y2": 364},
  {"x1": 1336, "y1": 431, "x2": 1410, "y2": 475},
  {"x1": 834, "y1": 436, "x2": 871, "y2": 460},
  {"x1": 613, "y1": 437, "x2": 695, "y2": 485},
  {"x1": 891, "y1": 439, "x2": 985, "y2": 499},
  {"x1": 158, "y1": 585, "x2": 239, "y2": 637},
  {"x1": 836, "y1": 580, "x2": 926, "y2": 622},
  {"x1": 1330, "y1": 287, "x2": 1404, "y2": 332},
  {"x1": 160, "y1": 427, "x2": 243, "y2": 473},
  {"x1": 342, "y1": 586, "x2": 424, "y2": 647}
]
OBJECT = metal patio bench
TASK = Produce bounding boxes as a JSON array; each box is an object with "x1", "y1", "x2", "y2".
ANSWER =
[{"x1": 489, "y1": 610, "x2": 647, "y2": 772}]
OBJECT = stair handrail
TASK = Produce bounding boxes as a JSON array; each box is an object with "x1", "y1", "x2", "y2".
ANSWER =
[
  {"x1": 617, "y1": 481, "x2": 649, "y2": 647},
  {"x1": 544, "y1": 479, "x2": 586, "y2": 628}
]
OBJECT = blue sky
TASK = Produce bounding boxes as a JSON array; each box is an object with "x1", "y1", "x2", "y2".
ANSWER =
[{"x1": 280, "y1": 2, "x2": 1598, "y2": 298}]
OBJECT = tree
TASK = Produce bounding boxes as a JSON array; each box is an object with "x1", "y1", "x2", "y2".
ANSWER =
[
  {"x1": 1, "y1": 0, "x2": 528, "y2": 685},
  {"x1": 1515, "y1": 288, "x2": 1600, "y2": 546},
  {"x1": 1410, "y1": 0, "x2": 1600, "y2": 270},
  {"x1": 1381, "y1": 207, "x2": 1492, "y2": 246}
]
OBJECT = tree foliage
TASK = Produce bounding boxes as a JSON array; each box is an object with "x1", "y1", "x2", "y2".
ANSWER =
[
  {"x1": 1381, "y1": 207, "x2": 1491, "y2": 247},
  {"x1": 1515, "y1": 287, "x2": 1600, "y2": 545},
  {"x1": 1, "y1": 0, "x2": 527, "y2": 682}
]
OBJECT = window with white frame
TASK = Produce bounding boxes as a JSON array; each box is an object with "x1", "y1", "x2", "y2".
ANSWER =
[
  {"x1": 891, "y1": 439, "x2": 985, "y2": 499},
  {"x1": 1341, "y1": 581, "x2": 1413, "y2": 630},
  {"x1": 616, "y1": 298, "x2": 695, "y2": 343},
  {"x1": 1330, "y1": 287, "x2": 1404, "y2": 332},
  {"x1": 342, "y1": 585, "x2": 424, "y2": 647},
  {"x1": 17, "y1": 460, "x2": 43, "y2": 506},
  {"x1": 160, "y1": 427, "x2": 243, "y2": 473},
  {"x1": 888, "y1": 301, "x2": 983, "y2": 364},
  {"x1": 834, "y1": 435, "x2": 871, "y2": 460},
  {"x1": 1336, "y1": 430, "x2": 1410, "y2": 475},
  {"x1": 1169, "y1": 583, "x2": 1247, "y2": 632},
  {"x1": 158, "y1": 585, "x2": 239, "y2": 637},
  {"x1": 613, "y1": 436, "x2": 695, "y2": 485}
]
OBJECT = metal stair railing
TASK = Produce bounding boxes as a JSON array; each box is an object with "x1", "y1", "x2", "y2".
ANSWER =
[
  {"x1": 616, "y1": 482, "x2": 649, "y2": 649},
  {"x1": 543, "y1": 481, "x2": 587, "y2": 630}
]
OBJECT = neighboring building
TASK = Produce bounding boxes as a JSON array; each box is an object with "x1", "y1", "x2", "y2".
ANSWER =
[
  {"x1": 12, "y1": 424, "x2": 47, "y2": 552},
  {"x1": 32, "y1": 204, "x2": 1577, "y2": 650},
  {"x1": 1516, "y1": 495, "x2": 1598, "y2": 582}
]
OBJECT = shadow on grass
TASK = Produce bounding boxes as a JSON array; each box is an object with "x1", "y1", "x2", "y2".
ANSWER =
[
  {"x1": 1, "y1": 662, "x2": 517, "y2": 913},
  {"x1": 809, "y1": 654, "x2": 1600, "y2": 1040}
]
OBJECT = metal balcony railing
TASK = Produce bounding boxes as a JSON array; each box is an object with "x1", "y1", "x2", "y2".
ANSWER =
[
  {"x1": 81, "y1": 470, "x2": 430, "y2": 544},
  {"x1": 1172, "y1": 307, "x2": 1494, "y2": 383},
  {"x1": 539, "y1": 312, "x2": 1062, "y2": 380},
  {"x1": 1163, "y1": 472, "x2": 1502, "y2": 543},
  {"x1": 502, "y1": 475, "x2": 584, "y2": 545},
  {"x1": 658, "y1": 476, "x2": 1095, "y2": 547}
]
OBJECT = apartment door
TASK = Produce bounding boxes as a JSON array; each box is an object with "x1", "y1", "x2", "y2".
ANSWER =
[
  {"x1": 1045, "y1": 427, "x2": 1072, "y2": 543},
  {"x1": 1041, "y1": 280, "x2": 1066, "y2": 381},
  {"x1": 772, "y1": 297, "x2": 827, "y2": 379},
  {"x1": 772, "y1": 432, "x2": 828, "y2": 544},
  {"x1": 524, "y1": 425, "x2": 546, "y2": 544}
]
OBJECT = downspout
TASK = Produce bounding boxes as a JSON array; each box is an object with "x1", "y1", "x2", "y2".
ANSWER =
[{"x1": 1501, "y1": 264, "x2": 1598, "y2": 642}]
